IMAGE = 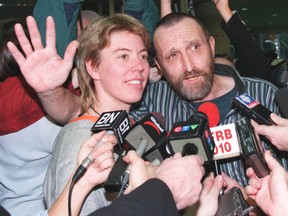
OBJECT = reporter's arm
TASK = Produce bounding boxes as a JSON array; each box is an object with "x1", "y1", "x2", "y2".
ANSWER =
[{"x1": 90, "y1": 178, "x2": 178, "y2": 216}]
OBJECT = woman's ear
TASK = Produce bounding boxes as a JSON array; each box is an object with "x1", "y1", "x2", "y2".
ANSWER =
[{"x1": 85, "y1": 60, "x2": 100, "y2": 80}]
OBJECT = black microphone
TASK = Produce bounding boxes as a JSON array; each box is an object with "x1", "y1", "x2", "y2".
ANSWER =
[
  {"x1": 91, "y1": 110, "x2": 131, "y2": 149},
  {"x1": 104, "y1": 112, "x2": 168, "y2": 192},
  {"x1": 275, "y1": 87, "x2": 288, "y2": 118},
  {"x1": 72, "y1": 110, "x2": 132, "y2": 183},
  {"x1": 235, "y1": 118, "x2": 270, "y2": 178},
  {"x1": 232, "y1": 92, "x2": 273, "y2": 125},
  {"x1": 168, "y1": 112, "x2": 218, "y2": 177},
  {"x1": 125, "y1": 112, "x2": 167, "y2": 150},
  {"x1": 168, "y1": 112, "x2": 215, "y2": 162}
]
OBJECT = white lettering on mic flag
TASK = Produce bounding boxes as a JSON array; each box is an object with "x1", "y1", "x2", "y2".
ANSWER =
[{"x1": 210, "y1": 124, "x2": 241, "y2": 160}]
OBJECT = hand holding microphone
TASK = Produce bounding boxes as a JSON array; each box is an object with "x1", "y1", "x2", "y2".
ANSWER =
[
  {"x1": 75, "y1": 131, "x2": 117, "y2": 188},
  {"x1": 245, "y1": 151, "x2": 288, "y2": 216},
  {"x1": 122, "y1": 149, "x2": 158, "y2": 195},
  {"x1": 251, "y1": 113, "x2": 288, "y2": 151},
  {"x1": 105, "y1": 112, "x2": 168, "y2": 192},
  {"x1": 73, "y1": 110, "x2": 131, "y2": 183}
]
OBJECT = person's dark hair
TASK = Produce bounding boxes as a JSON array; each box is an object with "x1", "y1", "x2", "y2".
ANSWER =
[
  {"x1": 154, "y1": 12, "x2": 210, "y2": 39},
  {"x1": 0, "y1": 18, "x2": 27, "y2": 82}
]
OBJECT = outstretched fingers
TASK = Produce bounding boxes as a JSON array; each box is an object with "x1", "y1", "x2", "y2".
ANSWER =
[
  {"x1": 45, "y1": 16, "x2": 56, "y2": 51},
  {"x1": 13, "y1": 21, "x2": 33, "y2": 57},
  {"x1": 26, "y1": 16, "x2": 44, "y2": 51},
  {"x1": 7, "y1": 41, "x2": 26, "y2": 67}
]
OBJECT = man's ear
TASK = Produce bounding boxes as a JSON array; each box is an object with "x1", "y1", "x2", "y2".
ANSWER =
[
  {"x1": 209, "y1": 36, "x2": 216, "y2": 57},
  {"x1": 154, "y1": 57, "x2": 163, "y2": 76},
  {"x1": 85, "y1": 60, "x2": 100, "y2": 80}
]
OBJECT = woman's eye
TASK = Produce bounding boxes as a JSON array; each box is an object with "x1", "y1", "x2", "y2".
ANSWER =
[{"x1": 140, "y1": 55, "x2": 148, "y2": 60}]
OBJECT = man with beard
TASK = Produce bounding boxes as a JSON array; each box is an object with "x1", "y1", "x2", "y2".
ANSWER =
[{"x1": 130, "y1": 12, "x2": 288, "y2": 189}]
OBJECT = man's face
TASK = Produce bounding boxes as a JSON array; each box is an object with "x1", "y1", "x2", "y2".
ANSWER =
[{"x1": 154, "y1": 18, "x2": 215, "y2": 101}]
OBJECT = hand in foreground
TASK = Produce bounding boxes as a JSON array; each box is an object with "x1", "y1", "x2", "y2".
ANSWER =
[
  {"x1": 122, "y1": 150, "x2": 157, "y2": 195},
  {"x1": 7, "y1": 16, "x2": 78, "y2": 93},
  {"x1": 196, "y1": 173, "x2": 225, "y2": 216},
  {"x1": 245, "y1": 151, "x2": 288, "y2": 215},
  {"x1": 76, "y1": 131, "x2": 117, "y2": 188},
  {"x1": 251, "y1": 113, "x2": 288, "y2": 151},
  {"x1": 156, "y1": 153, "x2": 205, "y2": 209}
]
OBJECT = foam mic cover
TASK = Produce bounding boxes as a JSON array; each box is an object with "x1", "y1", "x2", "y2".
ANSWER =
[
  {"x1": 275, "y1": 87, "x2": 288, "y2": 118},
  {"x1": 198, "y1": 102, "x2": 220, "y2": 127}
]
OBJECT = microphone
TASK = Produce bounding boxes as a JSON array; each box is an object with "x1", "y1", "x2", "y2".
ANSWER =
[
  {"x1": 198, "y1": 102, "x2": 220, "y2": 127},
  {"x1": 275, "y1": 87, "x2": 288, "y2": 118},
  {"x1": 168, "y1": 112, "x2": 215, "y2": 162},
  {"x1": 72, "y1": 110, "x2": 132, "y2": 183},
  {"x1": 91, "y1": 110, "x2": 131, "y2": 149},
  {"x1": 117, "y1": 138, "x2": 148, "y2": 198},
  {"x1": 232, "y1": 92, "x2": 273, "y2": 125},
  {"x1": 125, "y1": 112, "x2": 168, "y2": 161},
  {"x1": 104, "y1": 112, "x2": 168, "y2": 192},
  {"x1": 235, "y1": 118, "x2": 270, "y2": 178}
]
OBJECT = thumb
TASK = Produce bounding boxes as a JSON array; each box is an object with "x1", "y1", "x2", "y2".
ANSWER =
[
  {"x1": 123, "y1": 150, "x2": 139, "y2": 164},
  {"x1": 264, "y1": 150, "x2": 280, "y2": 172},
  {"x1": 270, "y1": 113, "x2": 287, "y2": 126},
  {"x1": 210, "y1": 175, "x2": 224, "y2": 196}
]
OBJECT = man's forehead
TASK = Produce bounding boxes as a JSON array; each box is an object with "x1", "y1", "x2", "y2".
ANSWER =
[
  {"x1": 154, "y1": 19, "x2": 204, "y2": 43},
  {"x1": 156, "y1": 17, "x2": 200, "y2": 32}
]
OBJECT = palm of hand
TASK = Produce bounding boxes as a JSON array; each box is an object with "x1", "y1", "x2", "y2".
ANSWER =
[{"x1": 20, "y1": 46, "x2": 73, "y2": 93}]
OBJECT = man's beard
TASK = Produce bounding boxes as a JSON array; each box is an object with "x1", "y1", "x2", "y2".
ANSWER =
[{"x1": 166, "y1": 64, "x2": 214, "y2": 101}]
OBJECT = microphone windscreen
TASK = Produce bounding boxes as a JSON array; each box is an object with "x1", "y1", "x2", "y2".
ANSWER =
[
  {"x1": 198, "y1": 102, "x2": 220, "y2": 127},
  {"x1": 275, "y1": 87, "x2": 288, "y2": 118}
]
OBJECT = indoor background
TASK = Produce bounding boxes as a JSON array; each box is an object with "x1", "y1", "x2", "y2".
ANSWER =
[{"x1": 0, "y1": 0, "x2": 287, "y2": 62}]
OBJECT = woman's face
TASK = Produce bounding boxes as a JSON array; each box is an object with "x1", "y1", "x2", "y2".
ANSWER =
[{"x1": 92, "y1": 30, "x2": 149, "y2": 109}]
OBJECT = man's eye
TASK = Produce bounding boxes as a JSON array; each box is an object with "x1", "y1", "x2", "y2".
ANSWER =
[
  {"x1": 191, "y1": 45, "x2": 199, "y2": 51},
  {"x1": 168, "y1": 53, "x2": 177, "y2": 59},
  {"x1": 120, "y1": 55, "x2": 128, "y2": 59}
]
